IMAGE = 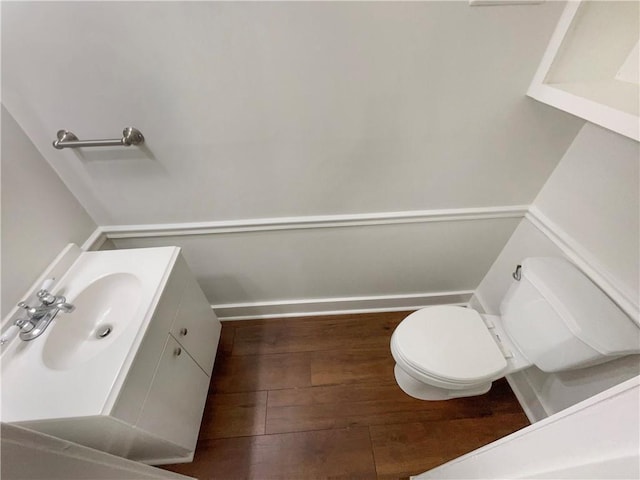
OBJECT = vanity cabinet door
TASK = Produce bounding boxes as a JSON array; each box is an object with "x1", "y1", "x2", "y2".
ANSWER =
[
  {"x1": 136, "y1": 335, "x2": 209, "y2": 452},
  {"x1": 170, "y1": 271, "x2": 221, "y2": 376}
]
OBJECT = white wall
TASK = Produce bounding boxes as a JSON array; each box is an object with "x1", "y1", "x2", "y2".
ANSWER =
[
  {"x1": 1, "y1": 1, "x2": 581, "y2": 226},
  {"x1": 474, "y1": 122, "x2": 640, "y2": 418},
  {"x1": 1, "y1": 2, "x2": 584, "y2": 315},
  {"x1": 1, "y1": 106, "x2": 96, "y2": 318},
  {"x1": 534, "y1": 123, "x2": 639, "y2": 300},
  {"x1": 416, "y1": 376, "x2": 640, "y2": 479},
  {"x1": 112, "y1": 215, "x2": 521, "y2": 319}
]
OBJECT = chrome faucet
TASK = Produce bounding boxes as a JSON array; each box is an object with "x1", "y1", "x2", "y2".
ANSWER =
[{"x1": 13, "y1": 282, "x2": 75, "y2": 341}]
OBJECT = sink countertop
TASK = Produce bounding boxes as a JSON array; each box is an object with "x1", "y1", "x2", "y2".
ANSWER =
[{"x1": 1, "y1": 246, "x2": 180, "y2": 423}]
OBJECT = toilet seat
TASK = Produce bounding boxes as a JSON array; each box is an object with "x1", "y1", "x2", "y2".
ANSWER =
[{"x1": 391, "y1": 306, "x2": 508, "y2": 389}]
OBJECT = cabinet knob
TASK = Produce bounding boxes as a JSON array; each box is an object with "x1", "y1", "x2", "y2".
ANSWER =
[
  {"x1": 179, "y1": 327, "x2": 188, "y2": 336},
  {"x1": 174, "y1": 347, "x2": 182, "y2": 357}
]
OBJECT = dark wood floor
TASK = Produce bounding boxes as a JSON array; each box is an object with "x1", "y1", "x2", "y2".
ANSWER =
[{"x1": 162, "y1": 312, "x2": 529, "y2": 480}]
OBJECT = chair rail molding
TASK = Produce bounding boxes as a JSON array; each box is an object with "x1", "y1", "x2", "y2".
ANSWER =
[
  {"x1": 81, "y1": 227, "x2": 108, "y2": 251},
  {"x1": 100, "y1": 205, "x2": 529, "y2": 238},
  {"x1": 83, "y1": 204, "x2": 637, "y2": 324},
  {"x1": 526, "y1": 206, "x2": 639, "y2": 325},
  {"x1": 95, "y1": 205, "x2": 527, "y2": 320}
]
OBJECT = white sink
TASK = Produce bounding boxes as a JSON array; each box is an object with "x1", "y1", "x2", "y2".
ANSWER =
[
  {"x1": 1, "y1": 245, "x2": 180, "y2": 423},
  {"x1": 42, "y1": 273, "x2": 143, "y2": 370}
]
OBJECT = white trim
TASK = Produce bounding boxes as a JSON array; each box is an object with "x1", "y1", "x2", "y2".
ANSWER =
[
  {"x1": 143, "y1": 453, "x2": 194, "y2": 467},
  {"x1": 469, "y1": 0, "x2": 545, "y2": 5},
  {"x1": 528, "y1": 83, "x2": 640, "y2": 142},
  {"x1": 527, "y1": 1, "x2": 581, "y2": 92},
  {"x1": 526, "y1": 206, "x2": 639, "y2": 324},
  {"x1": 81, "y1": 227, "x2": 108, "y2": 251},
  {"x1": 213, "y1": 290, "x2": 473, "y2": 321},
  {"x1": 505, "y1": 371, "x2": 550, "y2": 423},
  {"x1": 468, "y1": 291, "x2": 491, "y2": 314},
  {"x1": 101, "y1": 206, "x2": 529, "y2": 239}
]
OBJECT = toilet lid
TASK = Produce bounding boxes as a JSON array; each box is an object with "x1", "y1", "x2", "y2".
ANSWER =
[{"x1": 394, "y1": 306, "x2": 507, "y2": 384}]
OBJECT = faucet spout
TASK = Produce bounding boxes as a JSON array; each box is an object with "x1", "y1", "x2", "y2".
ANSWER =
[
  {"x1": 16, "y1": 287, "x2": 75, "y2": 341},
  {"x1": 54, "y1": 301, "x2": 75, "y2": 313}
]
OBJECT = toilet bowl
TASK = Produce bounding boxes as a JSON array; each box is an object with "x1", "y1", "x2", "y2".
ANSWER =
[
  {"x1": 390, "y1": 305, "x2": 530, "y2": 400},
  {"x1": 391, "y1": 257, "x2": 640, "y2": 401}
]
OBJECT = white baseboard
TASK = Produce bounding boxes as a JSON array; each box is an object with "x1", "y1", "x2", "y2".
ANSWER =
[
  {"x1": 144, "y1": 453, "x2": 194, "y2": 466},
  {"x1": 213, "y1": 290, "x2": 473, "y2": 321},
  {"x1": 505, "y1": 371, "x2": 550, "y2": 423}
]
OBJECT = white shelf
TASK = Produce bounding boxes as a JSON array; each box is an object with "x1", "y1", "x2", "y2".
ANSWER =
[{"x1": 528, "y1": 1, "x2": 639, "y2": 141}]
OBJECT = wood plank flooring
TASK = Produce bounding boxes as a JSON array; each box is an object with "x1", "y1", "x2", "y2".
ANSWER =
[{"x1": 161, "y1": 312, "x2": 530, "y2": 480}]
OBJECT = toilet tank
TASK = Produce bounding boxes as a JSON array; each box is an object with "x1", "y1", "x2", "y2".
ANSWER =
[{"x1": 500, "y1": 257, "x2": 640, "y2": 373}]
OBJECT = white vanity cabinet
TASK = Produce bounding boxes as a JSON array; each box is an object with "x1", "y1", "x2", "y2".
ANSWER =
[
  {"x1": 12, "y1": 249, "x2": 221, "y2": 465},
  {"x1": 169, "y1": 270, "x2": 220, "y2": 376},
  {"x1": 135, "y1": 335, "x2": 211, "y2": 455},
  {"x1": 132, "y1": 256, "x2": 221, "y2": 456}
]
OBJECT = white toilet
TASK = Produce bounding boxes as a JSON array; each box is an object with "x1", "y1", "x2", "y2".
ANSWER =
[{"x1": 391, "y1": 257, "x2": 640, "y2": 401}]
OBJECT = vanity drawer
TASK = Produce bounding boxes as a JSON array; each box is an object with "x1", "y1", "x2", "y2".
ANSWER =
[
  {"x1": 136, "y1": 335, "x2": 210, "y2": 452},
  {"x1": 170, "y1": 271, "x2": 221, "y2": 376}
]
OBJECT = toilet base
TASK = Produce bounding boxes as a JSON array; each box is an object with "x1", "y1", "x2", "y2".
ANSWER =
[{"x1": 394, "y1": 365, "x2": 492, "y2": 401}]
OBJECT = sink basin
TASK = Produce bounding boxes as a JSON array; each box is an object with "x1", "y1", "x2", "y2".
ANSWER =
[
  {"x1": 1, "y1": 245, "x2": 180, "y2": 423},
  {"x1": 42, "y1": 273, "x2": 142, "y2": 370}
]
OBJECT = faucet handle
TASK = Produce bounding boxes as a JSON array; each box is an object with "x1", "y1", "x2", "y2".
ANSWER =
[
  {"x1": 14, "y1": 318, "x2": 35, "y2": 332},
  {"x1": 37, "y1": 290, "x2": 57, "y2": 305},
  {"x1": 1, "y1": 318, "x2": 39, "y2": 345},
  {"x1": 18, "y1": 301, "x2": 39, "y2": 319},
  {"x1": 37, "y1": 279, "x2": 57, "y2": 305},
  {"x1": 40, "y1": 278, "x2": 55, "y2": 291},
  {"x1": 0, "y1": 325, "x2": 20, "y2": 346}
]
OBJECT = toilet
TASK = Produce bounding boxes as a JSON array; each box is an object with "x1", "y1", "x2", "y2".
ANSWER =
[{"x1": 391, "y1": 257, "x2": 640, "y2": 401}]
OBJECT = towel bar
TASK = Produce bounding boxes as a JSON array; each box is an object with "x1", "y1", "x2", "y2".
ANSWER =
[{"x1": 52, "y1": 127, "x2": 144, "y2": 149}]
